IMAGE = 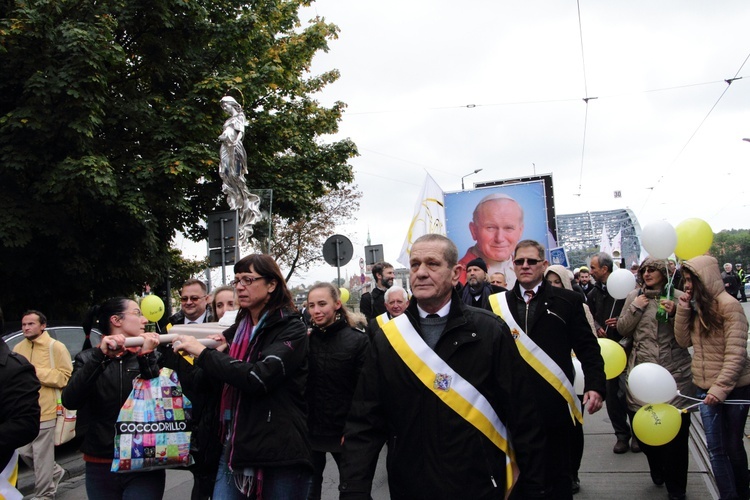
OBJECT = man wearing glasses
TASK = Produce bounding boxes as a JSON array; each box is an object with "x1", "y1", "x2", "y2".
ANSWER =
[
  {"x1": 495, "y1": 240, "x2": 605, "y2": 499},
  {"x1": 167, "y1": 278, "x2": 214, "y2": 325}
]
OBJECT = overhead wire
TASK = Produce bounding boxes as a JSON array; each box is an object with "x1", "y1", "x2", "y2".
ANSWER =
[
  {"x1": 575, "y1": 0, "x2": 592, "y2": 197},
  {"x1": 638, "y1": 53, "x2": 750, "y2": 215}
]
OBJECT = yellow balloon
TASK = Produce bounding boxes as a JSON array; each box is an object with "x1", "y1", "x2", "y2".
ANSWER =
[
  {"x1": 140, "y1": 295, "x2": 165, "y2": 322},
  {"x1": 339, "y1": 287, "x2": 350, "y2": 304},
  {"x1": 598, "y1": 338, "x2": 627, "y2": 380},
  {"x1": 633, "y1": 403, "x2": 681, "y2": 446},
  {"x1": 674, "y1": 218, "x2": 713, "y2": 260}
]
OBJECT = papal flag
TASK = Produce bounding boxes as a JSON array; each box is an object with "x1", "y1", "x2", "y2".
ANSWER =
[
  {"x1": 0, "y1": 450, "x2": 22, "y2": 500},
  {"x1": 397, "y1": 173, "x2": 446, "y2": 268}
]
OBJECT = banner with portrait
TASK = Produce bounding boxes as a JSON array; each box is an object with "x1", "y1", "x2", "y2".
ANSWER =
[{"x1": 445, "y1": 175, "x2": 556, "y2": 286}]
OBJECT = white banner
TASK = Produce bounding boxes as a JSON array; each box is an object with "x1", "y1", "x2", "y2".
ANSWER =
[{"x1": 397, "y1": 173, "x2": 446, "y2": 268}]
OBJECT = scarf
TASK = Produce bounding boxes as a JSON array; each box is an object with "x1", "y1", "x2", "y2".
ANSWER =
[{"x1": 218, "y1": 311, "x2": 270, "y2": 498}]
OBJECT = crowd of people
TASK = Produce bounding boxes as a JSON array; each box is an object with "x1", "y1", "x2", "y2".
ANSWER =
[{"x1": 2, "y1": 242, "x2": 750, "y2": 500}]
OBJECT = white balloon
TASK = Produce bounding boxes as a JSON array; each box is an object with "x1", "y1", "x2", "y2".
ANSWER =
[
  {"x1": 641, "y1": 220, "x2": 678, "y2": 260},
  {"x1": 572, "y1": 357, "x2": 584, "y2": 396},
  {"x1": 607, "y1": 269, "x2": 636, "y2": 300},
  {"x1": 628, "y1": 362, "x2": 677, "y2": 404}
]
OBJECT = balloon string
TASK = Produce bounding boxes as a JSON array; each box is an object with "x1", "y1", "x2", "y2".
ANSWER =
[
  {"x1": 604, "y1": 300, "x2": 619, "y2": 334},
  {"x1": 675, "y1": 391, "x2": 750, "y2": 411}
]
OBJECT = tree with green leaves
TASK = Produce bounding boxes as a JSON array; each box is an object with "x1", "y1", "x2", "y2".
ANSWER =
[
  {"x1": 710, "y1": 229, "x2": 750, "y2": 268},
  {"x1": 0, "y1": 0, "x2": 356, "y2": 321}
]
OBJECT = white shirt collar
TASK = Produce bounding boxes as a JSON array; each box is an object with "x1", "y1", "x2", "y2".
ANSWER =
[
  {"x1": 184, "y1": 310, "x2": 208, "y2": 324},
  {"x1": 417, "y1": 300, "x2": 451, "y2": 318}
]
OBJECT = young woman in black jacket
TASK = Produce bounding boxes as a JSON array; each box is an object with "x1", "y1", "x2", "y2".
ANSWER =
[
  {"x1": 305, "y1": 283, "x2": 369, "y2": 500},
  {"x1": 174, "y1": 254, "x2": 312, "y2": 499},
  {"x1": 61, "y1": 298, "x2": 162, "y2": 499}
]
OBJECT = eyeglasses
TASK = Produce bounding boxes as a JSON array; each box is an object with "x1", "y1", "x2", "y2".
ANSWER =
[
  {"x1": 643, "y1": 267, "x2": 658, "y2": 274},
  {"x1": 513, "y1": 258, "x2": 542, "y2": 266},
  {"x1": 230, "y1": 276, "x2": 264, "y2": 287},
  {"x1": 180, "y1": 295, "x2": 206, "y2": 303},
  {"x1": 122, "y1": 309, "x2": 144, "y2": 317}
]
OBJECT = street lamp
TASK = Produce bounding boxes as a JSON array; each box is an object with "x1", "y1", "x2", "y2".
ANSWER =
[{"x1": 461, "y1": 168, "x2": 483, "y2": 190}]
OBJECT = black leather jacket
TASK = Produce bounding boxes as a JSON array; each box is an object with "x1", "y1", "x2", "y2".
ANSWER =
[{"x1": 62, "y1": 348, "x2": 160, "y2": 458}]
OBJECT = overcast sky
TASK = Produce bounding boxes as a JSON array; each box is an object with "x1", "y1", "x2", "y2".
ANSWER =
[{"x1": 180, "y1": 1, "x2": 750, "y2": 286}]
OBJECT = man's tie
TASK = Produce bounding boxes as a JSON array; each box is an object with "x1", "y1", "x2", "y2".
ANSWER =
[{"x1": 524, "y1": 289, "x2": 535, "y2": 303}]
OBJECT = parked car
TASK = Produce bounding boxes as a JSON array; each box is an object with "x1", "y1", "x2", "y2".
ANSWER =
[{"x1": 2, "y1": 325, "x2": 102, "y2": 361}]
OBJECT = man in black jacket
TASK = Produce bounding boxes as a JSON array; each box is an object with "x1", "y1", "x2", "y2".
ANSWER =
[
  {"x1": 339, "y1": 234, "x2": 544, "y2": 499},
  {"x1": 505, "y1": 241, "x2": 606, "y2": 498},
  {"x1": 588, "y1": 252, "x2": 632, "y2": 455},
  {"x1": 0, "y1": 306, "x2": 41, "y2": 493},
  {"x1": 358, "y1": 262, "x2": 394, "y2": 322},
  {"x1": 461, "y1": 257, "x2": 506, "y2": 311}
]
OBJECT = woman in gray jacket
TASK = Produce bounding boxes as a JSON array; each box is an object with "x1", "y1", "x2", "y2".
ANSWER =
[{"x1": 618, "y1": 257, "x2": 693, "y2": 500}]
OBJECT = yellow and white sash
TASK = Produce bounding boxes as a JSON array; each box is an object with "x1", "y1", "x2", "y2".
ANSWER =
[
  {"x1": 0, "y1": 450, "x2": 21, "y2": 500},
  {"x1": 490, "y1": 292, "x2": 583, "y2": 424},
  {"x1": 381, "y1": 314, "x2": 519, "y2": 498},
  {"x1": 375, "y1": 312, "x2": 389, "y2": 328}
]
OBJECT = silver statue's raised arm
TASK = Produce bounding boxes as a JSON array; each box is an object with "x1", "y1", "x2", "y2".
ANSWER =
[{"x1": 218, "y1": 95, "x2": 261, "y2": 249}]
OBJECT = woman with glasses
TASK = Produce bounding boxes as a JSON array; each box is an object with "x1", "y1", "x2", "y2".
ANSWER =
[
  {"x1": 174, "y1": 254, "x2": 312, "y2": 499},
  {"x1": 675, "y1": 255, "x2": 750, "y2": 500},
  {"x1": 305, "y1": 283, "x2": 369, "y2": 499},
  {"x1": 617, "y1": 258, "x2": 693, "y2": 500},
  {"x1": 61, "y1": 298, "x2": 163, "y2": 499}
]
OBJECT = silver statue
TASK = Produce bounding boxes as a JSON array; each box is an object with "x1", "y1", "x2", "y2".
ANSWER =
[{"x1": 218, "y1": 95, "x2": 261, "y2": 248}]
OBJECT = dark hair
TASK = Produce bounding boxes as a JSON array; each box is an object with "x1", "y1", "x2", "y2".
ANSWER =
[
  {"x1": 83, "y1": 297, "x2": 131, "y2": 336},
  {"x1": 234, "y1": 254, "x2": 296, "y2": 317},
  {"x1": 371, "y1": 261, "x2": 393, "y2": 281},
  {"x1": 307, "y1": 282, "x2": 354, "y2": 327},
  {"x1": 412, "y1": 234, "x2": 459, "y2": 266},
  {"x1": 22, "y1": 309, "x2": 47, "y2": 325},
  {"x1": 181, "y1": 278, "x2": 208, "y2": 294},
  {"x1": 681, "y1": 269, "x2": 723, "y2": 336},
  {"x1": 515, "y1": 239, "x2": 546, "y2": 260}
]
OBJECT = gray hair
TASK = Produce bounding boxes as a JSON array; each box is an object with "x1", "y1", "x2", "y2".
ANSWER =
[
  {"x1": 594, "y1": 252, "x2": 614, "y2": 273},
  {"x1": 384, "y1": 285, "x2": 408, "y2": 302}
]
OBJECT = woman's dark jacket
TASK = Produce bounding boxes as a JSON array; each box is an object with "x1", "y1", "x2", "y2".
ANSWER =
[
  {"x1": 61, "y1": 348, "x2": 160, "y2": 458},
  {"x1": 307, "y1": 316, "x2": 369, "y2": 447},
  {"x1": 195, "y1": 308, "x2": 312, "y2": 470}
]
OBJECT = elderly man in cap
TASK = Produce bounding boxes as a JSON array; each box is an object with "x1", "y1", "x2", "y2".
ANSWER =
[{"x1": 461, "y1": 257, "x2": 506, "y2": 311}]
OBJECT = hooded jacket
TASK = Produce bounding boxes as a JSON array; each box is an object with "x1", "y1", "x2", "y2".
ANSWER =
[
  {"x1": 674, "y1": 255, "x2": 750, "y2": 401},
  {"x1": 617, "y1": 257, "x2": 694, "y2": 410}
]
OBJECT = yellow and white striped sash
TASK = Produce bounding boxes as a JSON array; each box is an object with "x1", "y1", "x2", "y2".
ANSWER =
[
  {"x1": 490, "y1": 292, "x2": 583, "y2": 424},
  {"x1": 375, "y1": 312, "x2": 389, "y2": 328},
  {"x1": 381, "y1": 314, "x2": 519, "y2": 498},
  {"x1": 0, "y1": 450, "x2": 21, "y2": 500}
]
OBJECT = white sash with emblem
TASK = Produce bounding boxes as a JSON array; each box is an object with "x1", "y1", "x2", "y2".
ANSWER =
[
  {"x1": 489, "y1": 292, "x2": 583, "y2": 424},
  {"x1": 381, "y1": 314, "x2": 519, "y2": 498}
]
